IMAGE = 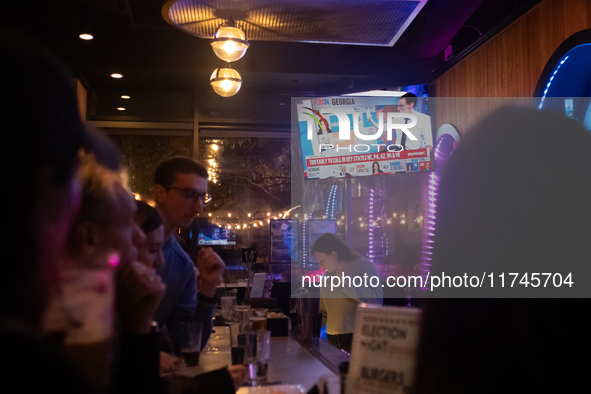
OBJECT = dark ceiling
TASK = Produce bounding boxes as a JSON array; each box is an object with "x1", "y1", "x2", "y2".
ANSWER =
[{"x1": 2, "y1": 0, "x2": 540, "y2": 128}]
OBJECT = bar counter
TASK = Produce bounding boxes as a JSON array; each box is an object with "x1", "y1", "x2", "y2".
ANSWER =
[{"x1": 180, "y1": 327, "x2": 348, "y2": 391}]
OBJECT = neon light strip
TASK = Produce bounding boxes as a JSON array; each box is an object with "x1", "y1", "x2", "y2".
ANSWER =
[
  {"x1": 368, "y1": 188, "x2": 375, "y2": 261},
  {"x1": 539, "y1": 55, "x2": 569, "y2": 110}
]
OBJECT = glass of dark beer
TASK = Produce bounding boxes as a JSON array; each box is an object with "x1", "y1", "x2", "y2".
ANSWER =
[
  {"x1": 180, "y1": 322, "x2": 202, "y2": 367},
  {"x1": 230, "y1": 322, "x2": 245, "y2": 365}
]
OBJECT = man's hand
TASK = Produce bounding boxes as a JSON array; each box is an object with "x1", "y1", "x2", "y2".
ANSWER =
[
  {"x1": 196, "y1": 247, "x2": 224, "y2": 297},
  {"x1": 115, "y1": 261, "x2": 166, "y2": 334},
  {"x1": 159, "y1": 351, "x2": 183, "y2": 374}
]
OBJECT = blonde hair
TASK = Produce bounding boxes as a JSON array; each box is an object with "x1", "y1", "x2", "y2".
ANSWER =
[{"x1": 68, "y1": 153, "x2": 127, "y2": 249}]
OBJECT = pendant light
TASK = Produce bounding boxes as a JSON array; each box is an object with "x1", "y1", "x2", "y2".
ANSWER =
[
  {"x1": 211, "y1": 22, "x2": 249, "y2": 62},
  {"x1": 210, "y1": 64, "x2": 242, "y2": 97}
]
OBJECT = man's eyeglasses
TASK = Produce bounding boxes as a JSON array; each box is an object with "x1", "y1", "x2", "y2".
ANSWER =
[{"x1": 168, "y1": 187, "x2": 212, "y2": 204}]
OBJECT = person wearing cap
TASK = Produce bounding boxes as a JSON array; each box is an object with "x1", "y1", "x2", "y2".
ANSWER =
[{"x1": 0, "y1": 26, "x2": 111, "y2": 393}]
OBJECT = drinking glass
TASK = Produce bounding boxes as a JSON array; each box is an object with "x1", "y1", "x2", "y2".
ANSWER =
[
  {"x1": 235, "y1": 305, "x2": 252, "y2": 329},
  {"x1": 229, "y1": 322, "x2": 245, "y2": 365},
  {"x1": 180, "y1": 322, "x2": 202, "y2": 367},
  {"x1": 244, "y1": 330, "x2": 271, "y2": 386},
  {"x1": 250, "y1": 308, "x2": 267, "y2": 330},
  {"x1": 221, "y1": 296, "x2": 237, "y2": 322}
]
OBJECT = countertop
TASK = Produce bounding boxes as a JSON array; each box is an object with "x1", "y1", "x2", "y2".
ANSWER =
[{"x1": 176, "y1": 327, "x2": 340, "y2": 391}]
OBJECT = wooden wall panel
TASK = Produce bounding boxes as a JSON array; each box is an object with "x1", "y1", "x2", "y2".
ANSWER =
[
  {"x1": 429, "y1": 0, "x2": 591, "y2": 136},
  {"x1": 74, "y1": 78, "x2": 87, "y2": 121}
]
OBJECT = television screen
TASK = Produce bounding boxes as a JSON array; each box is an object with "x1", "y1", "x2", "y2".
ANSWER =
[
  {"x1": 270, "y1": 219, "x2": 298, "y2": 263},
  {"x1": 197, "y1": 224, "x2": 236, "y2": 245},
  {"x1": 307, "y1": 220, "x2": 337, "y2": 265},
  {"x1": 296, "y1": 95, "x2": 434, "y2": 180}
]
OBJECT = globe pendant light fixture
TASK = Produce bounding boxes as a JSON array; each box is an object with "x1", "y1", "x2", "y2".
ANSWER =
[
  {"x1": 210, "y1": 64, "x2": 242, "y2": 97},
  {"x1": 211, "y1": 22, "x2": 250, "y2": 62}
]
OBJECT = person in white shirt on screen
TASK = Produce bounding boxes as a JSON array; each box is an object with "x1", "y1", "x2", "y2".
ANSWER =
[
  {"x1": 338, "y1": 165, "x2": 351, "y2": 177},
  {"x1": 395, "y1": 93, "x2": 433, "y2": 151},
  {"x1": 367, "y1": 94, "x2": 433, "y2": 152}
]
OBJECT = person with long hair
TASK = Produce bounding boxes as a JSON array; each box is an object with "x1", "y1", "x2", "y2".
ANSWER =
[
  {"x1": 312, "y1": 233, "x2": 383, "y2": 352},
  {"x1": 412, "y1": 106, "x2": 591, "y2": 394},
  {"x1": 135, "y1": 200, "x2": 165, "y2": 270},
  {"x1": 134, "y1": 200, "x2": 246, "y2": 389},
  {"x1": 372, "y1": 161, "x2": 384, "y2": 174}
]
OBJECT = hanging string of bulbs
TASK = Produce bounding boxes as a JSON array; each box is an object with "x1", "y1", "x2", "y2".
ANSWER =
[{"x1": 210, "y1": 21, "x2": 249, "y2": 97}]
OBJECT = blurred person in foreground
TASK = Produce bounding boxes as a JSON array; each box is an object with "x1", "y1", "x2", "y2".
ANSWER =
[
  {"x1": 51, "y1": 154, "x2": 167, "y2": 392},
  {"x1": 0, "y1": 26, "x2": 117, "y2": 393},
  {"x1": 412, "y1": 106, "x2": 591, "y2": 394},
  {"x1": 312, "y1": 233, "x2": 383, "y2": 353},
  {"x1": 152, "y1": 157, "x2": 225, "y2": 352}
]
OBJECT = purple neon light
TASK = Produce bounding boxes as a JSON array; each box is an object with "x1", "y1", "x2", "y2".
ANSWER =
[
  {"x1": 368, "y1": 188, "x2": 375, "y2": 261},
  {"x1": 418, "y1": 133, "x2": 457, "y2": 285}
]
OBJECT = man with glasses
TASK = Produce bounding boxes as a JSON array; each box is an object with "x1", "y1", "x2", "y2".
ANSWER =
[{"x1": 152, "y1": 157, "x2": 224, "y2": 351}]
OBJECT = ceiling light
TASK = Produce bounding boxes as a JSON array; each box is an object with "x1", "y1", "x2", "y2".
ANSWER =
[
  {"x1": 117, "y1": 107, "x2": 126, "y2": 111},
  {"x1": 111, "y1": 73, "x2": 123, "y2": 79},
  {"x1": 211, "y1": 23, "x2": 249, "y2": 62},
  {"x1": 79, "y1": 33, "x2": 93, "y2": 40},
  {"x1": 210, "y1": 65, "x2": 242, "y2": 97},
  {"x1": 121, "y1": 95, "x2": 130, "y2": 99}
]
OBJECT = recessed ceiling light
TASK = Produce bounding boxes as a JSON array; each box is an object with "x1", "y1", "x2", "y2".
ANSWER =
[
  {"x1": 79, "y1": 33, "x2": 93, "y2": 40},
  {"x1": 111, "y1": 73, "x2": 123, "y2": 79},
  {"x1": 117, "y1": 107, "x2": 126, "y2": 111},
  {"x1": 121, "y1": 95, "x2": 130, "y2": 99}
]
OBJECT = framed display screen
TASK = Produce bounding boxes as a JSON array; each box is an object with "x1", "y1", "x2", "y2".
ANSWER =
[
  {"x1": 270, "y1": 219, "x2": 299, "y2": 263},
  {"x1": 197, "y1": 224, "x2": 236, "y2": 245},
  {"x1": 307, "y1": 220, "x2": 337, "y2": 265},
  {"x1": 296, "y1": 96, "x2": 434, "y2": 180}
]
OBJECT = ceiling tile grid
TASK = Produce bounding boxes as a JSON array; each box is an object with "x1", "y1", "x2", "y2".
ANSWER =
[{"x1": 165, "y1": 0, "x2": 427, "y2": 46}]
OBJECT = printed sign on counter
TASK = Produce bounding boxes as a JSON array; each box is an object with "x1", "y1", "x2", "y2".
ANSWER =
[{"x1": 346, "y1": 304, "x2": 422, "y2": 394}]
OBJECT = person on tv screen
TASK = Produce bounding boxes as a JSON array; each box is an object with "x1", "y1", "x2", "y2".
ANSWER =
[
  {"x1": 395, "y1": 93, "x2": 433, "y2": 152},
  {"x1": 339, "y1": 165, "x2": 351, "y2": 177},
  {"x1": 372, "y1": 162, "x2": 384, "y2": 174}
]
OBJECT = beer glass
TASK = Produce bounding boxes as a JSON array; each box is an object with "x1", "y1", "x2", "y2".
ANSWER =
[
  {"x1": 221, "y1": 296, "x2": 237, "y2": 322},
  {"x1": 250, "y1": 308, "x2": 267, "y2": 330},
  {"x1": 180, "y1": 322, "x2": 203, "y2": 366},
  {"x1": 244, "y1": 330, "x2": 271, "y2": 386}
]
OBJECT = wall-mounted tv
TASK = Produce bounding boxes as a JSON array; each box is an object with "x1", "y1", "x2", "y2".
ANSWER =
[
  {"x1": 295, "y1": 95, "x2": 434, "y2": 180},
  {"x1": 306, "y1": 220, "x2": 337, "y2": 265},
  {"x1": 197, "y1": 224, "x2": 236, "y2": 245},
  {"x1": 270, "y1": 219, "x2": 298, "y2": 263}
]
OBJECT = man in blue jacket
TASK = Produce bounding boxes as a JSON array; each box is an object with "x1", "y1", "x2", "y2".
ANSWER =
[{"x1": 152, "y1": 157, "x2": 224, "y2": 352}]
